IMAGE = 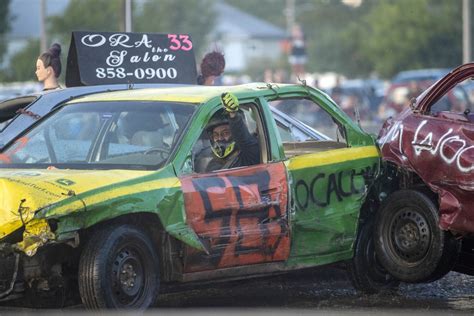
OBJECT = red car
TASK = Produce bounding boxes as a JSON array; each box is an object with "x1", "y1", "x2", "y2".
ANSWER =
[{"x1": 376, "y1": 63, "x2": 474, "y2": 283}]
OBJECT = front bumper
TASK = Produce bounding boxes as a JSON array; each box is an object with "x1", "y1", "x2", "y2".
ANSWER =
[{"x1": 0, "y1": 251, "x2": 21, "y2": 301}]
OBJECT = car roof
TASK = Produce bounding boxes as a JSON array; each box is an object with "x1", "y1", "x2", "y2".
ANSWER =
[
  {"x1": 67, "y1": 83, "x2": 294, "y2": 105},
  {"x1": 0, "y1": 83, "x2": 184, "y2": 104},
  {"x1": 392, "y1": 68, "x2": 451, "y2": 84}
]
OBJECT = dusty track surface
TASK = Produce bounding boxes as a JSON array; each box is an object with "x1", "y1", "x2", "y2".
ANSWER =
[
  {"x1": 157, "y1": 267, "x2": 474, "y2": 312},
  {"x1": 1, "y1": 266, "x2": 473, "y2": 313}
]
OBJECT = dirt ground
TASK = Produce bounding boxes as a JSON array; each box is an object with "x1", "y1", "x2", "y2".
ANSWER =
[
  {"x1": 155, "y1": 267, "x2": 474, "y2": 312},
  {"x1": 1, "y1": 266, "x2": 473, "y2": 314}
]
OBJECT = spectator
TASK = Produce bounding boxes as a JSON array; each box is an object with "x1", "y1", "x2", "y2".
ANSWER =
[
  {"x1": 289, "y1": 24, "x2": 307, "y2": 81},
  {"x1": 330, "y1": 76, "x2": 344, "y2": 104},
  {"x1": 197, "y1": 51, "x2": 225, "y2": 86}
]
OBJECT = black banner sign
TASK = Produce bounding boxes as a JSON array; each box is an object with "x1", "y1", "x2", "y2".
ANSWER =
[{"x1": 66, "y1": 31, "x2": 197, "y2": 87}]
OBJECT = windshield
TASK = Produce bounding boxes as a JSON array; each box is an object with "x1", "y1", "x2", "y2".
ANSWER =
[{"x1": 0, "y1": 101, "x2": 195, "y2": 169}]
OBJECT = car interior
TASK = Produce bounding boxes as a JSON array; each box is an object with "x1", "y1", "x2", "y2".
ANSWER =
[
  {"x1": 0, "y1": 96, "x2": 37, "y2": 130},
  {"x1": 192, "y1": 103, "x2": 265, "y2": 173}
]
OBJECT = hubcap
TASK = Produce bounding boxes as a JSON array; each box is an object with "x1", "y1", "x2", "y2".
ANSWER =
[
  {"x1": 111, "y1": 248, "x2": 145, "y2": 306},
  {"x1": 390, "y1": 208, "x2": 430, "y2": 263}
]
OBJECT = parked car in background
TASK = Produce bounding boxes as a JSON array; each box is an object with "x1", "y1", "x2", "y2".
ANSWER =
[
  {"x1": 391, "y1": 68, "x2": 450, "y2": 84},
  {"x1": 379, "y1": 80, "x2": 434, "y2": 119},
  {"x1": 376, "y1": 63, "x2": 474, "y2": 283},
  {"x1": 0, "y1": 83, "x2": 397, "y2": 309},
  {"x1": 330, "y1": 79, "x2": 385, "y2": 115},
  {"x1": 379, "y1": 68, "x2": 470, "y2": 119},
  {"x1": 0, "y1": 84, "x2": 40, "y2": 102}
]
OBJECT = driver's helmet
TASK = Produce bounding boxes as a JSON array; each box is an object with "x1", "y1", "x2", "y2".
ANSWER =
[{"x1": 206, "y1": 111, "x2": 236, "y2": 159}]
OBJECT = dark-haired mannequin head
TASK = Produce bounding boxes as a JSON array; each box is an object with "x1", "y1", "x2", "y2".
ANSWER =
[{"x1": 36, "y1": 43, "x2": 62, "y2": 91}]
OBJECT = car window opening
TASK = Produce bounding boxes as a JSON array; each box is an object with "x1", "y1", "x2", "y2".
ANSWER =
[{"x1": 0, "y1": 101, "x2": 196, "y2": 170}]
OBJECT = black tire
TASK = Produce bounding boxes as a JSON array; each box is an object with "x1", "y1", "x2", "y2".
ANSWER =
[
  {"x1": 423, "y1": 230, "x2": 461, "y2": 282},
  {"x1": 349, "y1": 220, "x2": 399, "y2": 294},
  {"x1": 78, "y1": 225, "x2": 160, "y2": 309},
  {"x1": 374, "y1": 189, "x2": 457, "y2": 283}
]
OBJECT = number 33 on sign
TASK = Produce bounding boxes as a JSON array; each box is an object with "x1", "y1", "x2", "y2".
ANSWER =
[{"x1": 168, "y1": 34, "x2": 193, "y2": 51}]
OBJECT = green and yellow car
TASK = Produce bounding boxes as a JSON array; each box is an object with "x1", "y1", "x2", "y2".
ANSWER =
[{"x1": 0, "y1": 83, "x2": 396, "y2": 309}]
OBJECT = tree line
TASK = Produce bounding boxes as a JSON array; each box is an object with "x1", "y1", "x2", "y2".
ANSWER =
[{"x1": 0, "y1": 0, "x2": 469, "y2": 82}]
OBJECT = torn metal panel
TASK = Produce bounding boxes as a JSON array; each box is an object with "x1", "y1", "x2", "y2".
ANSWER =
[{"x1": 15, "y1": 219, "x2": 55, "y2": 256}]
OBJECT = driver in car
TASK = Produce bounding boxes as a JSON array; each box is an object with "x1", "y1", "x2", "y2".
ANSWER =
[{"x1": 205, "y1": 92, "x2": 260, "y2": 172}]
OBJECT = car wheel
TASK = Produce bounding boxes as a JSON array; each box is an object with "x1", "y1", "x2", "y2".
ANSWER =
[
  {"x1": 423, "y1": 230, "x2": 461, "y2": 282},
  {"x1": 374, "y1": 189, "x2": 454, "y2": 283},
  {"x1": 349, "y1": 220, "x2": 399, "y2": 293},
  {"x1": 78, "y1": 225, "x2": 160, "y2": 309}
]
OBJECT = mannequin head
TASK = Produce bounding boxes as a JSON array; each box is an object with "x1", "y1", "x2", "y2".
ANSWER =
[{"x1": 36, "y1": 43, "x2": 62, "y2": 90}]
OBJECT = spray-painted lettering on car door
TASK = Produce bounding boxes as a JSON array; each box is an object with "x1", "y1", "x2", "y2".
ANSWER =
[{"x1": 181, "y1": 163, "x2": 289, "y2": 272}]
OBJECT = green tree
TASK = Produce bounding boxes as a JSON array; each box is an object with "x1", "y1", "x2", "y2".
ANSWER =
[
  {"x1": 133, "y1": 0, "x2": 215, "y2": 55},
  {"x1": 216, "y1": 0, "x2": 468, "y2": 78},
  {"x1": 6, "y1": 0, "x2": 216, "y2": 83},
  {"x1": 48, "y1": 0, "x2": 124, "y2": 45},
  {"x1": 225, "y1": 0, "x2": 287, "y2": 29},
  {"x1": 297, "y1": 0, "x2": 375, "y2": 76},
  {"x1": 0, "y1": 0, "x2": 11, "y2": 64},
  {"x1": 45, "y1": 0, "x2": 214, "y2": 69},
  {"x1": 6, "y1": 39, "x2": 40, "y2": 82},
  {"x1": 361, "y1": 0, "x2": 463, "y2": 78},
  {"x1": 224, "y1": 0, "x2": 376, "y2": 76}
]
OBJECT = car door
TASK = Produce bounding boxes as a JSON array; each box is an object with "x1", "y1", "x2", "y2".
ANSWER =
[
  {"x1": 269, "y1": 96, "x2": 379, "y2": 260},
  {"x1": 180, "y1": 102, "x2": 290, "y2": 273}
]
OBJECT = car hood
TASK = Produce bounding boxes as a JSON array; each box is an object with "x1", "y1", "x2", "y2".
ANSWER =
[{"x1": 0, "y1": 168, "x2": 151, "y2": 240}]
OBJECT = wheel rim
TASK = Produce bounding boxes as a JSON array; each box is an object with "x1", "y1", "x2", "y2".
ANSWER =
[
  {"x1": 111, "y1": 246, "x2": 146, "y2": 306},
  {"x1": 388, "y1": 206, "x2": 431, "y2": 264}
]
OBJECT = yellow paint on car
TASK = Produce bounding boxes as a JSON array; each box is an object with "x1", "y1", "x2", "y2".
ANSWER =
[
  {"x1": 15, "y1": 218, "x2": 55, "y2": 256},
  {"x1": 66, "y1": 83, "x2": 273, "y2": 105},
  {"x1": 52, "y1": 176, "x2": 181, "y2": 215},
  {"x1": 288, "y1": 146, "x2": 379, "y2": 171},
  {"x1": 0, "y1": 169, "x2": 179, "y2": 237}
]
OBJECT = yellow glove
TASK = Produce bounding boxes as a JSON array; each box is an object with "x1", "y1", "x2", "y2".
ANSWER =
[{"x1": 221, "y1": 92, "x2": 239, "y2": 113}]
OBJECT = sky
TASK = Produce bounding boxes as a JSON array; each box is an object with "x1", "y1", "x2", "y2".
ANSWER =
[{"x1": 9, "y1": 0, "x2": 69, "y2": 39}]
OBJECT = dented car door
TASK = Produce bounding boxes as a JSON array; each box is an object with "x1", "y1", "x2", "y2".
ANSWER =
[{"x1": 181, "y1": 162, "x2": 290, "y2": 272}]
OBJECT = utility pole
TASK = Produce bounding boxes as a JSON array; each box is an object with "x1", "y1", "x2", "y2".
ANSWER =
[
  {"x1": 463, "y1": 0, "x2": 471, "y2": 63},
  {"x1": 285, "y1": 0, "x2": 295, "y2": 35},
  {"x1": 40, "y1": 0, "x2": 47, "y2": 53},
  {"x1": 123, "y1": 0, "x2": 132, "y2": 32}
]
